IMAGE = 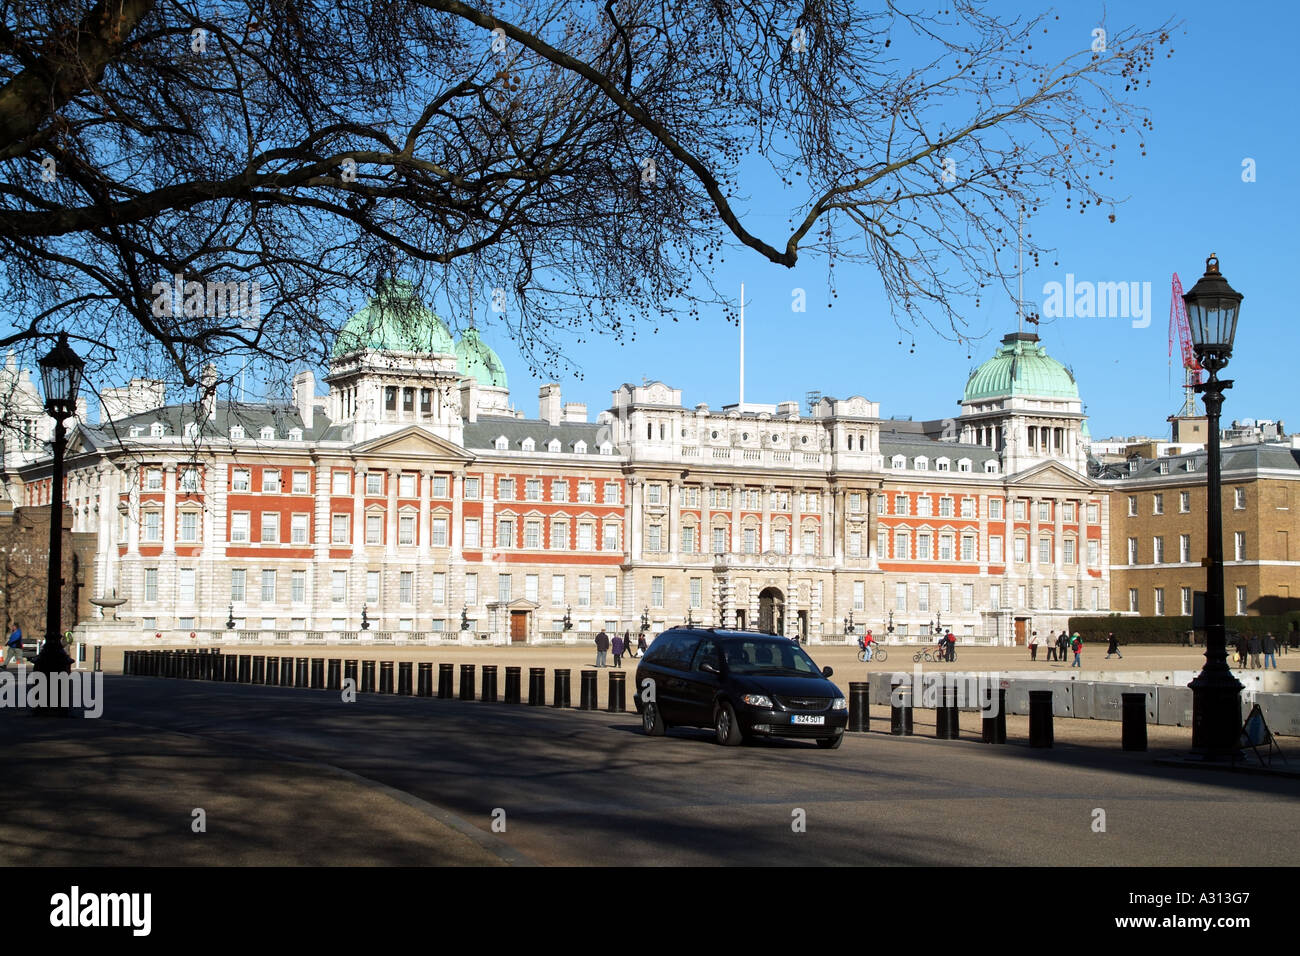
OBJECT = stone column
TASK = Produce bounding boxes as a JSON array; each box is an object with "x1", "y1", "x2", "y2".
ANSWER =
[
  {"x1": 162, "y1": 464, "x2": 177, "y2": 556},
  {"x1": 126, "y1": 466, "x2": 140, "y2": 556},
  {"x1": 730, "y1": 483, "x2": 742, "y2": 554},
  {"x1": 386, "y1": 468, "x2": 399, "y2": 559},
  {"x1": 668, "y1": 480, "x2": 681, "y2": 558},
  {"x1": 701, "y1": 482, "x2": 713, "y2": 557},
  {"x1": 628, "y1": 477, "x2": 642, "y2": 561},
  {"x1": 791, "y1": 486, "x2": 803, "y2": 557},
  {"x1": 761, "y1": 484, "x2": 773, "y2": 553},
  {"x1": 419, "y1": 469, "x2": 433, "y2": 560}
]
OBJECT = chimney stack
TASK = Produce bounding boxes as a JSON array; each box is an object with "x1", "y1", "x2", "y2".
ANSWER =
[
  {"x1": 200, "y1": 364, "x2": 220, "y2": 422},
  {"x1": 539, "y1": 383, "x2": 562, "y2": 425},
  {"x1": 292, "y1": 370, "x2": 316, "y2": 430},
  {"x1": 562, "y1": 402, "x2": 587, "y2": 423}
]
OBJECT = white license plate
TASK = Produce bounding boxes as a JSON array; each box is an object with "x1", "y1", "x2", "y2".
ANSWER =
[{"x1": 791, "y1": 715, "x2": 825, "y2": 725}]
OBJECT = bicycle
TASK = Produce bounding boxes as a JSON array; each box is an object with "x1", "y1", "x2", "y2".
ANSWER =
[
  {"x1": 913, "y1": 647, "x2": 957, "y2": 663},
  {"x1": 857, "y1": 645, "x2": 888, "y2": 663}
]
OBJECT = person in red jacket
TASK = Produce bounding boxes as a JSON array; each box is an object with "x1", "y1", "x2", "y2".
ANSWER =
[{"x1": 944, "y1": 630, "x2": 956, "y2": 662}]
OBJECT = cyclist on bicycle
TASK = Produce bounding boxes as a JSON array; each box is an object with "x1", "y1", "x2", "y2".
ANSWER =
[{"x1": 859, "y1": 629, "x2": 875, "y2": 662}]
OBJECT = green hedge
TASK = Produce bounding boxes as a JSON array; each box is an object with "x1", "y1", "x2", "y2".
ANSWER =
[{"x1": 1066, "y1": 613, "x2": 1300, "y2": 645}]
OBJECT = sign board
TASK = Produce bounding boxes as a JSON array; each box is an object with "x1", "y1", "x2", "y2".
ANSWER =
[{"x1": 1192, "y1": 591, "x2": 1206, "y2": 629}]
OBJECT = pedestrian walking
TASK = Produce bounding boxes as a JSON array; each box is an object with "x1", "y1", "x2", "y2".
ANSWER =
[
  {"x1": 945, "y1": 630, "x2": 956, "y2": 662},
  {"x1": 1058, "y1": 631, "x2": 1069, "y2": 662},
  {"x1": 1233, "y1": 633, "x2": 1248, "y2": 669},
  {"x1": 1045, "y1": 630, "x2": 1056, "y2": 662},
  {"x1": 594, "y1": 629, "x2": 610, "y2": 667},
  {"x1": 611, "y1": 633, "x2": 625, "y2": 667},
  {"x1": 1262, "y1": 632, "x2": 1278, "y2": 670},
  {"x1": 636, "y1": 633, "x2": 648, "y2": 657},
  {"x1": 1070, "y1": 633, "x2": 1083, "y2": 668},
  {"x1": 2, "y1": 622, "x2": 21, "y2": 669},
  {"x1": 1248, "y1": 633, "x2": 1262, "y2": 670},
  {"x1": 1029, "y1": 630, "x2": 1039, "y2": 661},
  {"x1": 1105, "y1": 631, "x2": 1122, "y2": 659},
  {"x1": 624, "y1": 630, "x2": 636, "y2": 658}
]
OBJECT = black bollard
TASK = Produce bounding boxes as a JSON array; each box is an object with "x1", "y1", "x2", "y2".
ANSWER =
[
  {"x1": 438, "y1": 662, "x2": 453, "y2": 699},
  {"x1": 848, "y1": 682, "x2": 870, "y2": 733},
  {"x1": 379, "y1": 661, "x2": 394, "y2": 694},
  {"x1": 251, "y1": 656, "x2": 265, "y2": 684},
  {"x1": 579, "y1": 669, "x2": 598, "y2": 710},
  {"x1": 504, "y1": 666, "x2": 521, "y2": 704},
  {"x1": 123, "y1": 650, "x2": 134, "y2": 676},
  {"x1": 981, "y1": 687, "x2": 1008, "y2": 744},
  {"x1": 280, "y1": 656, "x2": 294, "y2": 688},
  {"x1": 459, "y1": 664, "x2": 476, "y2": 701},
  {"x1": 552, "y1": 669, "x2": 571, "y2": 708},
  {"x1": 266, "y1": 656, "x2": 279, "y2": 685},
  {"x1": 328, "y1": 659, "x2": 342, "y2": 691},
  {"x1": 481, "y1": 665, "x2": 498, "y2": 702},
  {"x1": 295, "y1": 658, "x2": 310, "y2": 688},
  {"x1": 344, "y1": 659, "x2": 358, "y2": 690},
  {"x1": 607, "y1": 670, "x2": 626, "y2": 712},
  {"x1": 1121, "y1": 692, "x2": 1148, "y2": 752},
  {"x1": 360, "y1": 659, "x2": 375, "y2": 693},
  {"x1": 398, "y1": 661, "x2": 413, "y2": 696},
  {"x1": 1028, "y1": 690, "x2": 1054, "y2": 748},
  {"x1": 311, "y1": 658, "x2": 325, "y2": 689},
  {"x1": 237, "y1": 654, "x2": 251, "y2": 683},
  {"x1": 417, "y1": 662, "x2": 433, "y2": 697},
  {"x1": 890, "y1": 683, "x2": 914, "y2": 736},
  {"x1": 225, "y1": 654, "x2": 238, "y2": 682},
  {"x1": 936, "y1": 684, "x2": 958, "y2": 740},
  {"x1": 528, "y1": 667, "x2": 546, "y2": 705}
]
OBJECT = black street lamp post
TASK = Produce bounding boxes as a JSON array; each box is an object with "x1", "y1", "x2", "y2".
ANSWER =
[
  {"x1": 844, "y1": 611, "x2": 856, "y2": 635},
  {"x1": 1184, "y1": 254, "x2": 1245, "y2": 759},
  {"x1": 34, "y1": 332, "x2": 83, "y2": 686},
  {"x1": 360, "y1": 603, "x2": 370, "y2": 630},
  {"x1": 886, "y1": 610, "x2": 894, "y2": 636},
  {"x1": 226, "y1": 604, "x2": 236, "y2": 629},
  {"x1": 562, "y1": 606, "x2": 573, "y2": 631},
  {"x1": 640, "y1": 607, "x2": 650, "y2": 632}
]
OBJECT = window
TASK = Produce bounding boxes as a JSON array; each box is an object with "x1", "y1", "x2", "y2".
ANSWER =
[
  {"x1": 651, "y1": 576, "x2": 665, "y2": 608},
  {"x1": 232, "y1": 468, "x2": 251, "y2": 492},
  {"x1": 1127, "y1": 496, "x2": 1138, "y2": 517},
  {"x1": 875, "y1": 495, "x2": 886, "y2": 515},
  {"x1": 894, "y1": 494, "x2": 908, "y2": 515},
  {"x1": 1153, "y1": 537, "x2": 1164, "y2": 563},
  {"x1": 1128, "y1": 588, "x2": 1139, "y2": 612},
  {"x1": 144, "y1": 568, "x2": 158, "y2": 602},
  {"x1": 916, "y1": 532, "x2": 931, "y2": 560},
  {"x1": 433, "y1": 573, "x2": 447, "y2": 605},
  {"x1": 603, "y1": 523, "x2": 620, "y2": 552},
  {"x1": 332, "y1": 471, "x2": 350, "y2": 495},
  {"x1": 399, "y1": 514, "x2": 416, "y2": 546},
  {"x1": 1153, "y1": 493, "x2": 1164, "y2": 515},
  {"x1": 466, "y1": 573, "x2": 479, "y2": 607},
  {"x1": 400, "y1": 572, "x2": 414, "y2": 604},
  {"x1": 422, "y1": 515, "x2": 443, "y2": 548},
  {"x1": 990, "y1": 499, "x2": 1003, "y2": 520},
  {"x1": 848, "y1": 531, "x2": 862, "y2": 557},
  {"x1": 1181, "y1": 587, "x2": 1192, "y2": 615},
  {"x1": 646, "y1": 484, "x2": 663, "y2": 506},
  {"x1": 291, "y1": 571, "x2": 305, "y2": 603},
  {"x1": 1236, "y1": 585, "x2": 1247, "y2": 615},
  {"x1": 917, "y1": 583, "x2": 929, "y2": 613},
  {"x1": 1087, "y1": 539, "x2": 1100, "y2": 566},
  {"x1": 1234, "y1": 532, "x2": 1245, "y2": 561},
  {"x1": 713, "y1": 527, "x2": 728, "y2": 554},
  {"x1": 1037, "y1": 537, "x2": 1052, "y2": 564},
  {"x1": 497, "y1": 517, "x2": 515, "y2": 549},
  {"x1": 1013, "y1": 536, "x2": 1026, "y2": 564},
  {"x1": 961, "y1": 498, "x2": 975, "y2": 519},
  {"x1": 604, "y1": 482, "x2": 620, "y2": 504},
  {"x1": 399, "y1": 473, "x2": 416, "y2": 498},
  {"x1": 990, "y1": 536, "x2": 1003, "y2": 564},
  {"x1": 1014, "y1": 500, "x2": 1026, "y2": 521},
  {"x1": 551, "y1": 480, "x2": 569, "y2": 502},
  {"x1": 689, "y1": 578, "x2": 702, "y2": 610},
  {"x1": 961, "y1": 535, "x2": 976, "y2": 562},
  {"x1": 464, "y1": 477, "x2": 480, "y2": 499},
  {"x1": 1037, "y1": 501, "x2": 1050, "y2": 522},
  {"x1": 288, "y1": 428, "x2": 303, "y2": 442},
  {"x1": 260, "y1": 512, "x2": 279, "y2": 543},
  {"x1": 1128, "y1": 537, "x2": 1139, "y2": 565},
  {"x1": 853, "y1": 580, "x2": 865, "y2": 611},
  {"x1": 229, "y1": 425, "x2": 244, "y2": 440},
  {"x1": 939, "y1": 497, "x2": 954, "y2": 518},
  {"x1": 262, "y1": 469, "x2": 280, "y2": 493},
  {"x1": 849, "y1": 493, "x2": 862, "y2": 512},
  {"x1": 291, "y1": 513, "x2": 309, "y2": 545},
  {"x1": 180, "y1": 469, "x2": 200, "y2": 493},
  {"x1": 331, "y1": 514, "x2": 349, "y2": 544},
  {"x1": 578, "y1": 576, "x2": 591, "y2": 607},
  {"x1": 178, "y1": 569, "x2": 195, "y2": 605},
  {"x1": 895, "y1": 582, "x2": 907, "y2": 611},
  {"x1": 525, "y1": 479, "x2": 541, "y2": 501},
  {"x1": 990, "y1": 585, "x2": 1001, "y2": 610},
  {"x1": 366, "y1": 514, "x2": 383, "y2": 546},
  {"x1": 940, "y1": 583, "x2": 952, "y2": 613},
  {"x1": 550, "y1": 520, "x2": 568, "y2": 550},
  {"x1": 940, "y1": 534, "x2": 955, "y2": 562},
  {"x1": 1063, "y1": 539, "x2": 1075, "y2": 564},
  {"x1": 259, "y1": 426, "x2": 274, "y2": 440},
  {"x1": 1062, "y1": 502, "x2": 1075, "y2": 523},
  {"x1": 682, "y1": 526, "x2": 696, "y2": 554},
  {"x1": 180, "y1": 511, "x2": 199, "y2": 543},
  {"x1": 145, "y1": 469, "x2": 163, "y2": 491},
  {"x1": 605, "y1": 577, "x2": 618, "y2": 606},
  {"x1": 577, "y1": 523, "x2": 595, "y2": 551},
  {"x1": 1066, "y1": 586, "x2": 1076, "y2": 611},
  {"x1": 1087, "y1": 503, "x2": 1099, "y2": 524},
  {"x1": 1234, "y1": 488, "x2": 1245, "y2": 510},
  {"x1": 710, "y1": 488, "x2": 729, "y2": 509},
  {"x1": 366, "y1": 571, "x2": 380, "y2": 603},
  {"x1": 524, "y1": 519, "x2": 542, "y2": 550},
  {"x1": 772, "y1": 530, "x2": 788, "y2": 555},
  {"x1": 433, "y1": 475, "x2": 448, "y2": 498},
  {"x1": 331, "y1": 570, "x2": 347, "y2": 602},
  {"x1": 498, "y1": 478, "x2": 515, "y2": 500},
  {"x1": 367, "y1": 473, "x2": 383, "y2": 496},
  {"x1": 230, "y1": 569, "x2": 246, "y2": 602},
  {"x1": 743, "y1": 527, "x2": 757, "y2": 554},
  {"x1": 1154, "y1": 588, "x2": 1165, "y2": 616},
  {"x1": 1179, "y1": 492, "x2": 1190, "y2": 513},
  {"x1": 802, "y1": 529, "x2": 817, "y2": 555},
  {"x1": 229, "y1": 511, "x2": 249, "y2": 543},
  {"x1": 464, "y1": 518, "x2": 480, "y2": 549},
  {"x1": 1180, "y1": 534, "x2": 1191, "y2": 563},
  {"x1": 893, "y1": 531, "x2": 909, "y2": 560},
  {"x1": 292, "y1": 471, "x2": 310, "y2": 494},
  {"x1": 551, "y1": 575, "x2": 564, "y2": 606},
  {"x1": 261, "y1": 570, "x2": 276, "y2": 602},
  {"x1": 917, "y1": 496, "x2": 932, "y2": 518},
  {"x1": 579, "y1": 482, "x2": 596, "y2": 504}
]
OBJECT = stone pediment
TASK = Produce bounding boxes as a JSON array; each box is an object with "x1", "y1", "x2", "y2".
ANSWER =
[
  {"x1": 350, "y1": 425, "x2": 474, "y2": 462},
  {"x1": 1003, "y1": 460, "x2": 1098, "y2": 490}
]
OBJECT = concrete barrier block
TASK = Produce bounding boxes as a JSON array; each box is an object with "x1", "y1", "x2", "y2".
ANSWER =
[
  {"x1": 1255, "y1": 693, "x2": 1300, "y2": 737},
  {"x1": 1003, "y1": 680, "x2": 1075, "y2": 717},
  {"x1": 1070, "y1": 682, "x2": 1096, "y2": 720},
  {"x1": 1156, "y1": 686, "x2": 1194, "y2": 727},
  {"x1": 1092, "y1": 684, "x2": 1157, "y2": 722}
]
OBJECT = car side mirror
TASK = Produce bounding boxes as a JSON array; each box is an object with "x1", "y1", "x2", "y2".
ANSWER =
[
  {"x1": 700, "y1": 659, "x2": 719, "y2": 674},
  {"x1": 822, "y1": 666, "x2": 833, "y2": 678}
]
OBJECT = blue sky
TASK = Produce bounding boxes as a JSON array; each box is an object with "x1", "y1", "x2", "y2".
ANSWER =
[{"x1": 464, "y1": 1, "x2": 1299, "y2": 439}]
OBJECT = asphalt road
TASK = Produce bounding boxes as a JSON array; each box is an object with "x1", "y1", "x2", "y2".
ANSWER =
[{"x1": 4, "y1": 676, "x2": 1297, "y2": 866}]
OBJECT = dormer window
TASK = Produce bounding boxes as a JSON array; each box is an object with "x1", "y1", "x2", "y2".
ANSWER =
[
  {"x1": 573, "y1": 440, "x2": 587, "y2": 455},
  {"x1": 957, "y1": 458, "x2": 972, "y2": 472},
  {"x1": 914, "y1": 456, "x2": 928, "y2": 471},
  {"x1": 984, "y1": 460, "x2": 999, "y2": 474},
  {"x1": 229, "y1": 425, "x2": 245, "y2": 440},
  {"x1": 149, "y1": 422, "x2": 165, "y2": 438},
  {"x1": 935, "y1": 457, "x2": 950, "y2": 472},
  {"x1": 521, "y1": 437, "x2": 535, "y2": 452},
  {"x1": 183, "y1": 422, "x2": 200, "y2": 441},
  {"x1": 129, "y1": 426, "x2": 144, "y2": 438},
  {"x1": 288, "y1": 427, "x2": 303, "y2": 441},
  {"x1": 547, "y1": 438, "x2": 561, "y2": 453},
  {"x1": 891, "y1": 455, "x2": 905, "y2": 469},
  {"x1": 600, "y1": 442, "x2": 614, "y2": 455},
  {"x1": 259, "y1": 426, "x2": 275, "y2": 440},
  {"x1": 494, "y1": 435, "x2": 508, "y2": 451}
]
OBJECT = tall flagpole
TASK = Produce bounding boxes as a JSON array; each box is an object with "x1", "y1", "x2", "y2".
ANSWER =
[
  {"x1": 1017, "y1": 207, "x2": 1024, "y2": 335},
  {"x1": 739, "y1": 282, "x2": 745, "y2": 411}
]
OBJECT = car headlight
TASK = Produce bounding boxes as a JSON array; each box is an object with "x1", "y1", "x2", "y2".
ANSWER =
[
  {"x1": 831, "y1": 697, "x2": 848, "y2": 710},
  {"x1": 741, "y1": 694, "x2": 773, "y2": 708}
]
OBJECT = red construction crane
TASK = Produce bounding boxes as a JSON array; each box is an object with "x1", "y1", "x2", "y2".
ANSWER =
[{"x1": 1169, "y1": 273, "x2": 1203, "y2": 416}]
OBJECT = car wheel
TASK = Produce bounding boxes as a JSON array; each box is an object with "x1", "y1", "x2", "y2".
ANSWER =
[
  {"x1": 816, "y1": 733, "x2": 844, "y2": 750},
  {"x1": 714, "y1": 700, "x2": 743, "y2": 746},
  {"x1": 642, "y1": 700, "x2": 666, "y2": 736}
]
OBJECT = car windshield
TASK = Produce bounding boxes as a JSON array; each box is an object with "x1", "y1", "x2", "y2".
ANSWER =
[{"x1": 722, "y1": 639, "x2": 822, "y2": 677}]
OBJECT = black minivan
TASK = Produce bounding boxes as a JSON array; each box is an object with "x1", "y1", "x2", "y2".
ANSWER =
[{"x1": 633, "y1": 627, "x2": 848, "y2": 748}]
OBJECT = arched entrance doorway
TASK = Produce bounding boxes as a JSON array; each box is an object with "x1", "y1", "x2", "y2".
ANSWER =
[{"x1": 758, "y1": 587, "x2": 785, "y2": 635}]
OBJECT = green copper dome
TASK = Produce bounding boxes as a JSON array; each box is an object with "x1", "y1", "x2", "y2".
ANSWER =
[
  {"x1": 455, "y1": 328, "x2": 508, "y2": 389},
  {"x1": 333, "y1": 278, "x2": 455, "y2": 357},
  {"x1": 964, "y1": 332, "x2": 1079, "y2": 402}
]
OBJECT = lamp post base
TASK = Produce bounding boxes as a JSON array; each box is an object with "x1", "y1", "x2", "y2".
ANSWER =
[
  {"x1": 1189, "y1": 669, "x2": 1244, "y2": 760},
  {"x1": 32, "y1": 636, "x2": 74, "y2": 717}
]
